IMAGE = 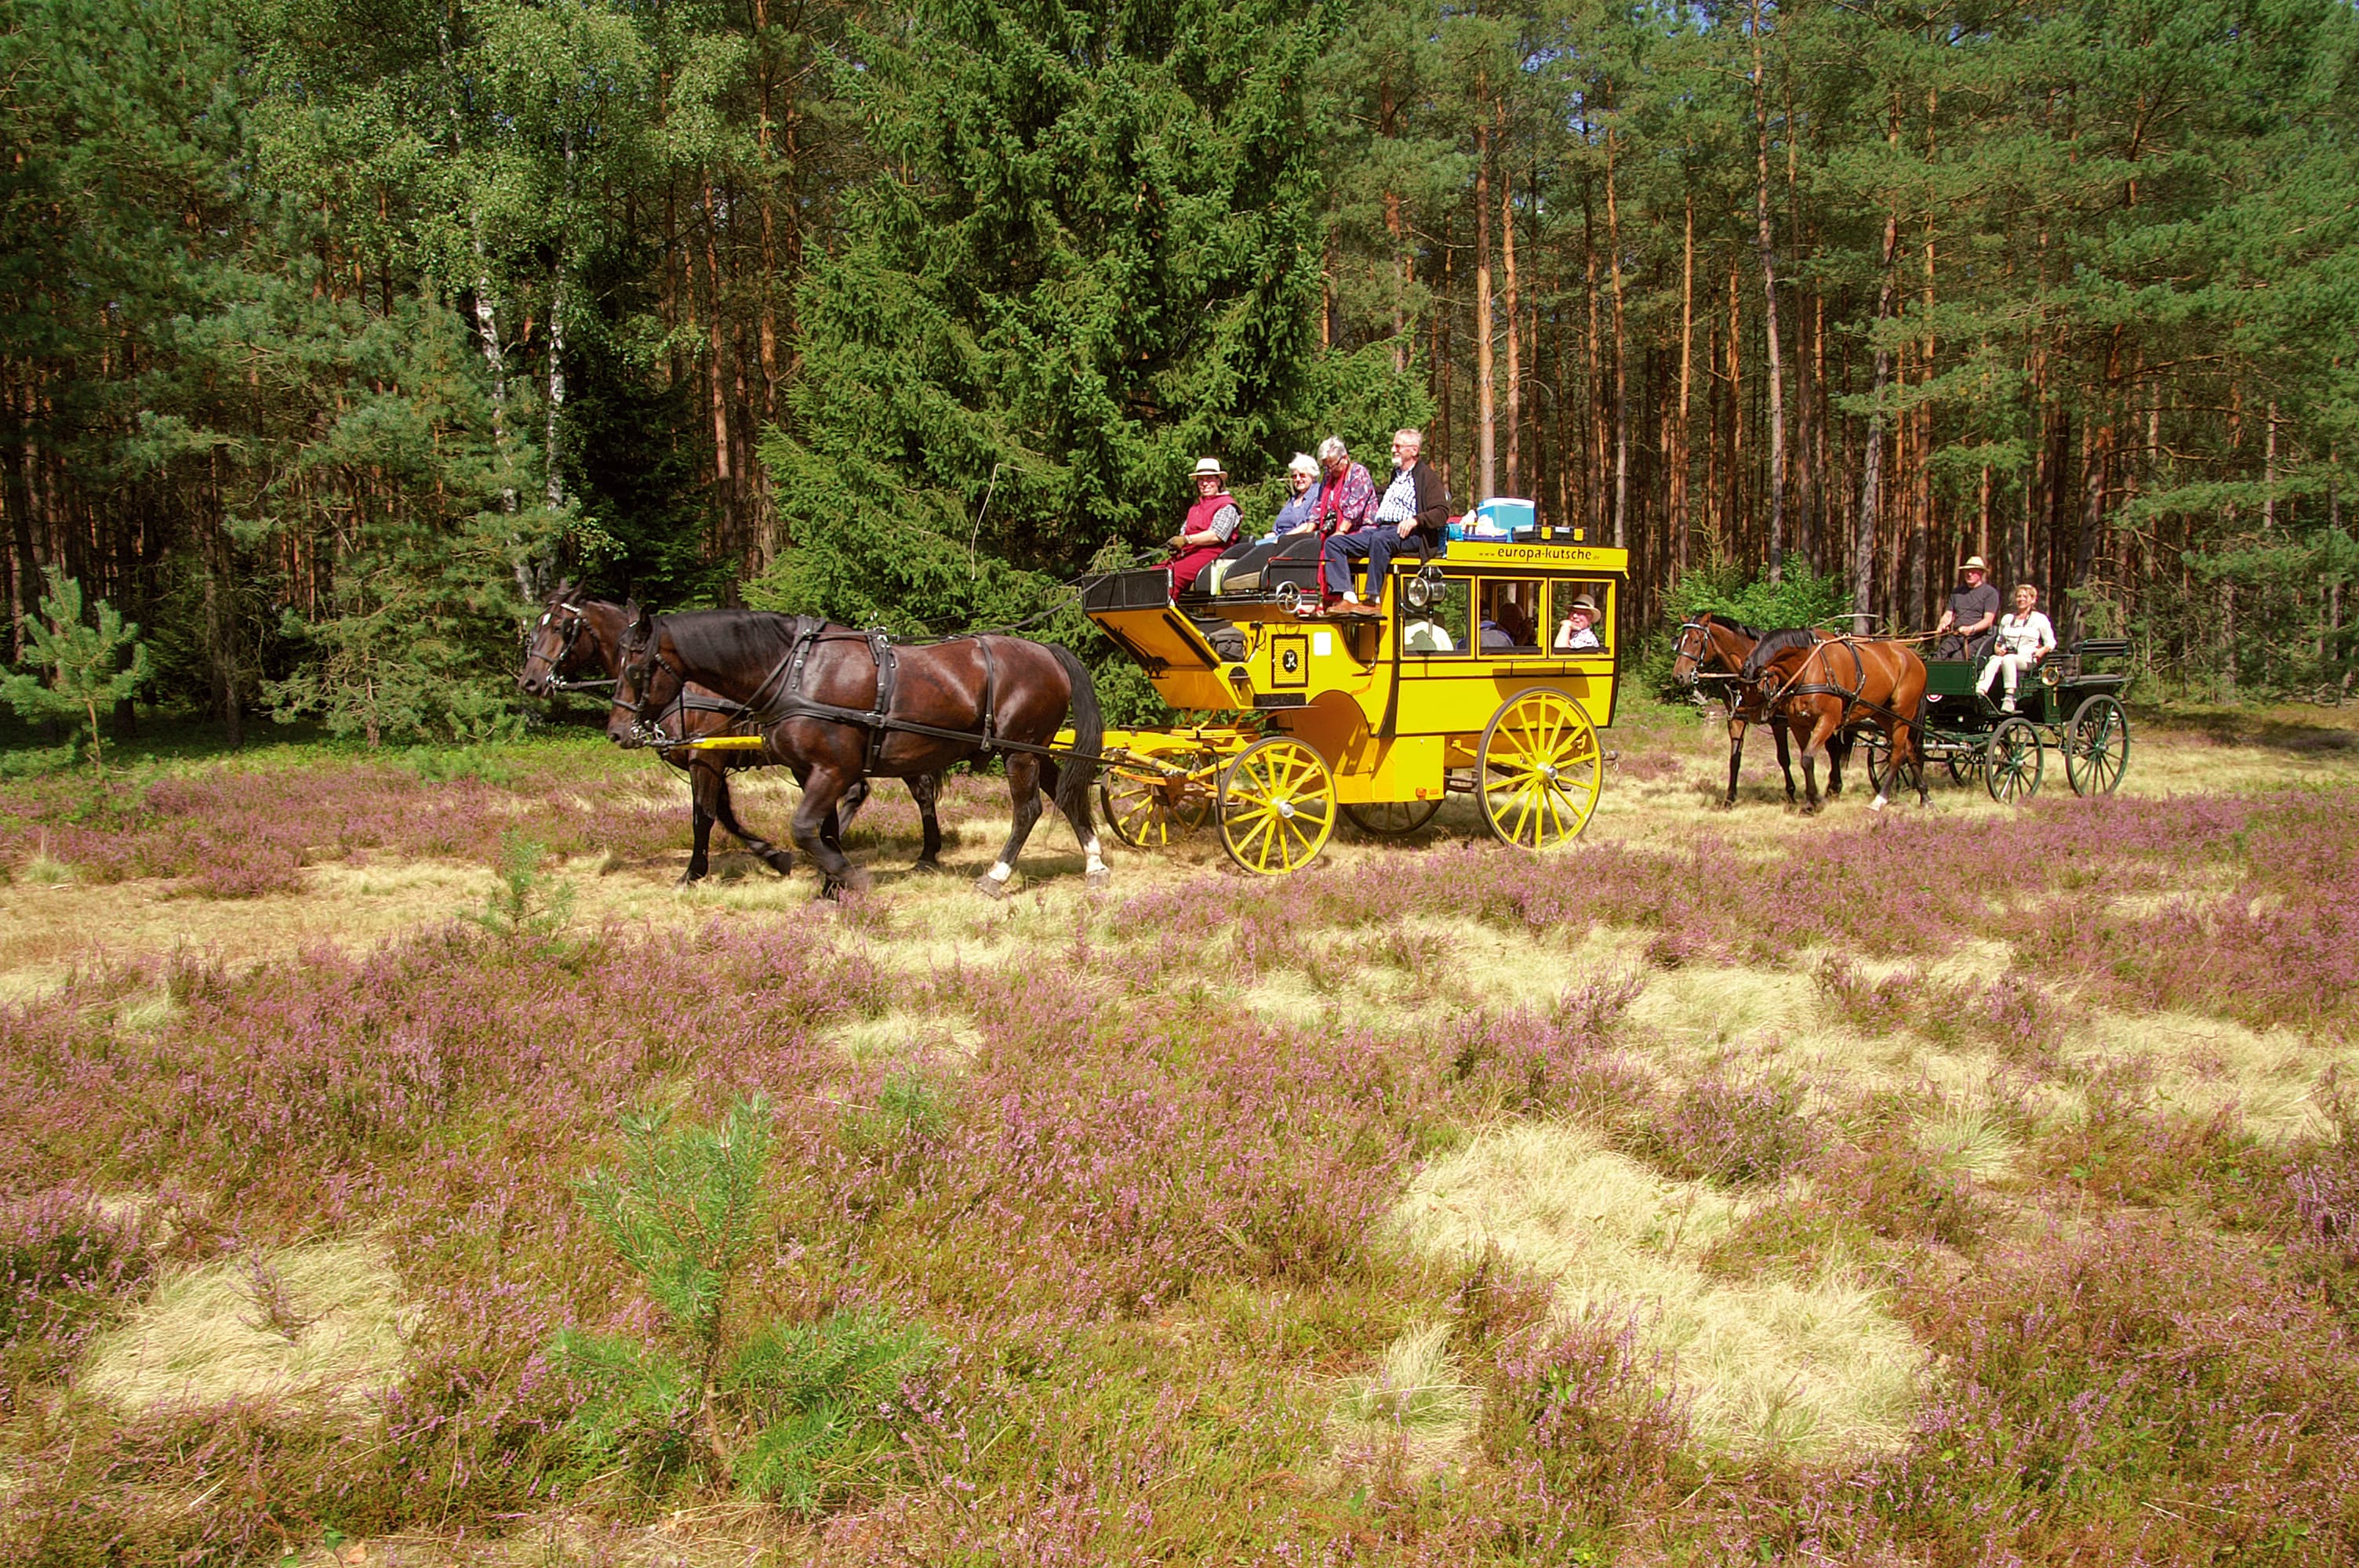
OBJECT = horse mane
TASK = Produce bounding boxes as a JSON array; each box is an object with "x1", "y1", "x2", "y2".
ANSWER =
[
  {"x1": 653, "y1": 608, "x2": 812, "y2": 667},
  {"x1": 1693, "y1": 611, "x2": 1765, "y2": 641},
  {"x1": 1738, "y1": 626, "x2": 1823, "y2": 681}
]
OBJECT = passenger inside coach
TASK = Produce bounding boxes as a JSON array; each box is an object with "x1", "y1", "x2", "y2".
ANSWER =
[{"x1": 1479, "y1": 582, "x2": 1541, "y2": 652}]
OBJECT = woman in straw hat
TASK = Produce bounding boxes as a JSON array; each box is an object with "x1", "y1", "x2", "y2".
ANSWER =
[{"x1": 1164, "y1": 457, "x2": 1241, "y2": 593}]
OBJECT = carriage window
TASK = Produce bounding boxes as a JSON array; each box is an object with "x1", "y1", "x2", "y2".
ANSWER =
[
  {"x1": 1401, "y1": 577, "x2": 1471, "y2": 656},
  {"x1": 1479, "y1": 579, "x2": 1544, "y2": 654},
  {"x1": 1550, "y1": 581, "x2": 1614, "y2": 654}
]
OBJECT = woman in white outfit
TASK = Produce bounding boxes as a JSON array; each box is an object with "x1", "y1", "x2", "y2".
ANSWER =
[{"x1": 1978, "y1": 583, "x2": 2056, "y2": 711}]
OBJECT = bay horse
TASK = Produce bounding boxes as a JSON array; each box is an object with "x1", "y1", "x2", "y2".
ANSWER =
[
  {"x1": 608, "y1": 608, "x2": 1106, "y2": 898},
  {"x1": 1739, "y1": 629, "x2": 1930, "y2": 814},
  {"x1": 519, "y1": 590, "x2": 943, "y2": 882},
  {"x1": 1670, "y1": 612, "x2": 1849, "y2": 808}
]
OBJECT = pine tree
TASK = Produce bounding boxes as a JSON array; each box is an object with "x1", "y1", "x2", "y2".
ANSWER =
[{"x1": 2, "y1": 568, "x2": 151, "y2": 774}]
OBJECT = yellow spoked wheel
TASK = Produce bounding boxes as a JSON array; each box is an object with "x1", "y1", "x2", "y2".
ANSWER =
[
  {"x1": 1099, "y1": 757, "x2": 1212, "y2": 849},
  {"x1": 1217, "y1": 737, "x2": 1336, "y2": 875},
  {"x1": 1478, "y1": 689, "x2": 1603, "y2": 851}
]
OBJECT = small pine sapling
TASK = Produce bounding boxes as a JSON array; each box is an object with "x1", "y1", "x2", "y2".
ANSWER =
[
  {"x1": 460, "y1": 830, "x2": 576, "y2": 946},
  {"x1": 1, "y1": 567, "x2": 151, "y2": 775},
  {"x1": 554, "y1": 1096, "x2": 940, "y2": 1509}
]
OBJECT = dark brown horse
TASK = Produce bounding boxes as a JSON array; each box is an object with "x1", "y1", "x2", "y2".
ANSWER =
[
  {"x1": 519, "y1": 590, "x2": 942, "y2": 881},
  {"x1": 1740, "y1": 630, "x2": 1929, "y2": 813},
  {"x1": 608, "y1": 608, "x2": 1104, "y2": 898},
  {"x1": 1670, "y1": 612, "x2": 1848, "y2": 807}
]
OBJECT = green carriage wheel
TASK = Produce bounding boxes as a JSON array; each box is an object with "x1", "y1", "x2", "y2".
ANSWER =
[
  {"x1": 1944, "y1": 746, "x2": 1982, "y2": 788},
  {"x1": 2063, "y1": 695, "x2": 2130, "y2": 797},
  {"x1": 1342, "y1": 799, "x2": 1443, "y2": 837},
  {"x1": 1863, "y1": 734, "x2": 1891, "y2": 795},
  {"x1": 1983, "y1": 717, "x2": 2044, "y2": 804}
]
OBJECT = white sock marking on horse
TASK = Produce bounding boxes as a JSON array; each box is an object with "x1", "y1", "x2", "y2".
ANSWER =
[
  {"x1": 1084, "y1": 836, "x2": 1106, "y2": 876},
  {"x1": 1870, "y1": 793, "x2": 1888, "y2": 812},
  {"x1": 987, "y1": 861, "x2": 1012, "y2": 883}
]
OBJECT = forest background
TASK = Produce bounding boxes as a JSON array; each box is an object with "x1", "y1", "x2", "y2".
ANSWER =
[{"x1": 5, "y1": 0, "x2": 2357, "y2": 743}]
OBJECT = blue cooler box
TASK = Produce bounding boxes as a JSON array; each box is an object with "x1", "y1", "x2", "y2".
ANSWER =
[{"x1": 1471, "y1": 498, "x2": 1536, "y2": 537}]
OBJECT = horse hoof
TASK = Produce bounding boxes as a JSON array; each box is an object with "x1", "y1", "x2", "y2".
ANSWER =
[
  {"x1": 1085, "y1": 867, "x2": 1111, "y2": 887},
  {"x1": 974, "y1": 874, "x2": 1009, "y2": 900},
  {"x1": 909, "y1": 858, "x2": 945, "y2": 876},
  {"x1": 677, "y1": 868, "x2": 707, "y2": 887},
  {"x1": 1867, "y1": 797, "x2": 1887, "y2": 814}
]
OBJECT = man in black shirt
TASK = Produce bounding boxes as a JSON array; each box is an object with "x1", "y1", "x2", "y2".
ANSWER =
[{"x1": 1934, "y1": 556, "x2": 2001, "y2": 660}]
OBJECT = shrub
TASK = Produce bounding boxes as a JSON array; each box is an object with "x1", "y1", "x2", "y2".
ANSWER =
[
  {"x1": 1645, "y1": 1073, "x2": 1823, "y2": 1187},
  {"x1": 0, "y1": 1187, "x2": 153, "y2": 1391},
  {"x1": 1482, "y1": 1312, "x2": 1699, "y2": 1529}
]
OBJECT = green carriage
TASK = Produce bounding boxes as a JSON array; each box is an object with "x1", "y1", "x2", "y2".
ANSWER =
[{"x1": 1863, "y1": 637, "x2": 2135, "y2": 802}]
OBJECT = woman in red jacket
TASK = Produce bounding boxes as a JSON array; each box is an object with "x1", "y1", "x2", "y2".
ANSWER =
[{"x1": 1164, "y1": 457, "x2": 1242, "y2": 593}]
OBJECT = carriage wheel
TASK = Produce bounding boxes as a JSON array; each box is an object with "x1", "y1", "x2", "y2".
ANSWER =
[
  {"x1": 1983, "y1": 717, "x2": 2044, "y2": 804},
  {"x1": 1478, "y1": 689, "x2": 1603, "y2": 851},
  {"x1": 1945, "y1": 746, "x2": 1983, "y2": 789},
  {"x1": 2064, "y1": 695, "x2": 2130, "y2": 797},
  {"x1": 1217, "y1": 738, "x2": 1336, "y2": 875},
  {"x1": 1099, "y1": 759, "x2": 1212, "y2": 849},
  {"x1": 1342, "y1": 799, "x2": 1443, "y2": 837},
  {"x1": 1863, "y1": 734, "x2": 1892, "y2": 795}
]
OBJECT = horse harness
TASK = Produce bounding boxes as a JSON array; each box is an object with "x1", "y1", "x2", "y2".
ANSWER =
[
  {"x1": 1763, "y1": 636, "x2": 1915, "y2": 730},
  {"x1": 671, "y1": 622, "x2": 1037, "y2": 768}
]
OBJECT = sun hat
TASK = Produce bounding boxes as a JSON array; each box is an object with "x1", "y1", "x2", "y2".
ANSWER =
[
  {"x1": 1962, "y1": 555, "x2": 1989, "y2": 573},
  {"x1": 1190, "y1": 457, "x2": 1227, "y2": 481},
  {"x1": 1566, "y1": 594, "x2": 1601, "y2": 619}
]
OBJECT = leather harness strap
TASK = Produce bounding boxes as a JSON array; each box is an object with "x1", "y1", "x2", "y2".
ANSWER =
[
  {"x1": 865, "y1": 631, "x2": 896, "y2": 771},
  {"x1": 976, "y1": 637, "x2": 998, "y2": 753},
  {"x1": 1774, "y1": 637, "x2": 1915, "y2": 730}
]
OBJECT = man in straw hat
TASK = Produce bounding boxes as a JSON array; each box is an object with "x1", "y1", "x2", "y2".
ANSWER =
[
  {"x1": 1164, "y1": 457, "x2": 1242, "y2": 593},
  {"x1": 1934, "y1": 555, "x2": 2001, "y2": 661},
  {"x1": 1554, "y1": 593, "x2": 1605, "y2": 652}
]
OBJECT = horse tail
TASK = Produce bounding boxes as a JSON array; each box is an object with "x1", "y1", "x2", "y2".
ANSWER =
[{"x1": 1047, "y1": 643, "x2": 1104, "y2": 815}]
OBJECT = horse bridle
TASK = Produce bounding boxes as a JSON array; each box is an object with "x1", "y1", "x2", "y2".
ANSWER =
[
  {"x1": 612, "y1": 619, "x2": 688, "y2": 748},
  {"x1": 523, "y1": 601, "x2": 615, "y2": 693},
  {"x1": 1673, "y1": 618, "x2": 1725, "y2": 688}
]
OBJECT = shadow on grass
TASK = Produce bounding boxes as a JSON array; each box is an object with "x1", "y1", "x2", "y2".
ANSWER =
[{"x1": 2137, "y1": 701, "x2": 2359, "y2": 756}]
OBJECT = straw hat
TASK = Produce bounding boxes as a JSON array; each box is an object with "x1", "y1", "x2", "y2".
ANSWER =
[
  {"x1": 1190, "y1": 457, "x2": 1228, "y2": 482},
  {"x1": 1961, "y1": 555, "x2": 1989, "y2": 573},
  {"x1": 1565, "y1": 595, "x2": 1601, "y2": 620}
]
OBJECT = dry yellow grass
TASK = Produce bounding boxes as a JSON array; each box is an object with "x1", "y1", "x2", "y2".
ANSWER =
[
  {"x1": 822, "y1": 1008, "x2": 983, "y2": 1066},
  {"x1": 1390, "y1": 1122, "x2": 1925, "y2": 1460},
  {"x1": 81, "y1": 1240, "x2": 415, "y2": 1414},
  {"x1": 1325, "y1": 1320, "x2": 1481, "y2": 1482}
]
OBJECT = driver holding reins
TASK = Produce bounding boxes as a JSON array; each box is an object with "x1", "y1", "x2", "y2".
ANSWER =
[{"x1": 1933, "y1": 556, "x2": 2001, "y2": 661}]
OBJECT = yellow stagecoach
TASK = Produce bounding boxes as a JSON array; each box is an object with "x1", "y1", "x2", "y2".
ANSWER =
[{"x1": 1070, "y1": 531, "x2": 1628, "y2": 874}]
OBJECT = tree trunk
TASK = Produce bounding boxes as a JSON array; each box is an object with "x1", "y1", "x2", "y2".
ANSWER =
[
  {"x1": 1474, "y1": 113, "x2": 1495, "y2": 505},
  {"x1": 1502, "y1": 156, "x2": 1520, "y2": 496},
  {"x1": 1750, "y1": 0, "x2": 1787, "y2": 582},
  {"x1": 1435, "y1": 223, "x2": 1452, "y2": 499},
  {"x1": 1381, "y1": 77, "x2": 1408, "y2": 372},
  {"x1": 1675, "y1": 189, "x2": 1694, "y2": 577},
  {"x1": 1605, "y1": 122, "x2": 1629, "y2": 550},
  {"x1": 1856, "y1": 206, "x2": 1899, "y2": 635}
]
